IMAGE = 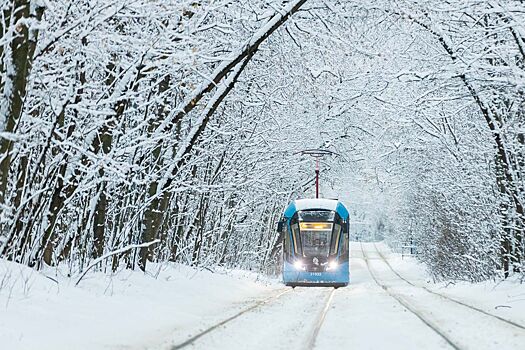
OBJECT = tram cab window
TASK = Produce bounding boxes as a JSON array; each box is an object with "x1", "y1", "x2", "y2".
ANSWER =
[
  {"x1": 302, "y1": 230, "x2": 331, "y2": 257},
  {"x1": 300, "y1": 222, "x2": 333, "y2": 257}
]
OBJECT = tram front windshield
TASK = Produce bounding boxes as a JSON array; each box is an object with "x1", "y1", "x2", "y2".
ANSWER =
[
  {"x1": 298, "y1": 210, "x2": 335, "y2": 222},
  {"x1": 298, "y1": 211, "x2": 335, "y2": 257}
]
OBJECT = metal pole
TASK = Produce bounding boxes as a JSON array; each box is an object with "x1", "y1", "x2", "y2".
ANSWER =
[
  {"x1": 296, "y1": 149, "x2": 339, "y2": 199},
  {"x1": 315, "y1": 156, "x2": 320, "y2": 198}
]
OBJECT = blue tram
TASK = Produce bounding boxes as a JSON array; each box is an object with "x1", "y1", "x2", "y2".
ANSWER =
[{"x1": 277, "y1": 198, "x2": 350, "y2": 287}]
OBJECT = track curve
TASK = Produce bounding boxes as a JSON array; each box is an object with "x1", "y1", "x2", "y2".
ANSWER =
[
  {"x1": 171, "y1": 288, "x2": 292, "y2": 349},
  {"x1": 371, "y1": 242, "x2": 525, "y2": 331},
  {"x1": 360, "y1": 242, "x2": 461, "y2": 350}
]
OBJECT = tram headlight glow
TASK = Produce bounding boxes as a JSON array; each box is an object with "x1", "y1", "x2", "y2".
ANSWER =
[
  {"x1": 327, "y1": 261, "x2": 338, "y2": 270},
  {"x1": 293, "y1": 260, "x2": 304, "y2": 270}
]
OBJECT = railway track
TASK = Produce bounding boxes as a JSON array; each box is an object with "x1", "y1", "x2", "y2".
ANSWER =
[
  {"x1": 371, "y1": 242, "x2": 525, "y2": 331},
  {"x1": 170, "y1": 242, "x2": 525, "y2": 350},
  {"x1": 305, "y1": 288, "x2": 336, "y2": 350},
  {"x1": 360, "y1": 242, "x2": 462, "y2": 350},
  {"x1": 171, "y1": 288, "x2": 292, "y2": 349},
  {"x1": 170, "y1": 286, "x2": 337, "y2": 350}
]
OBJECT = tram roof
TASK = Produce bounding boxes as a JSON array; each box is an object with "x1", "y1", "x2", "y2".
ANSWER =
[
  {"x1": 294, "y1": 198, "x2": 339, "y2": 211},
  {"x1": 284, "y1": 198, "x2": 349, "y2": 218}
]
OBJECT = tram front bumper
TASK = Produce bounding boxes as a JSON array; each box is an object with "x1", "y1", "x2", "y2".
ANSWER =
[{"x1": 283, "y1": 261, "x2": 349, "y2": 285}]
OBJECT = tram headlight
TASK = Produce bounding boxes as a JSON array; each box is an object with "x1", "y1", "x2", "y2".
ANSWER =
[
  {"x1": 327, "y1": 260, "x2": 338, "y2": 270},
  {"x1": 293, "y1": 260, "x2": 304, "y2": 270}
]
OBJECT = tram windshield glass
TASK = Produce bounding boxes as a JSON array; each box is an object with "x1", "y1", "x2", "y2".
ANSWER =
[
  {"x1": 298, "y1": 210, "x2": 335, "y2": 222},
  {"x1": 299, "y1": 222, "x2": 333, "y2": 257}
]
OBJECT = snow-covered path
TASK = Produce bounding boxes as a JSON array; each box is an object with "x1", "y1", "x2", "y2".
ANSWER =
[
  {"x1": 317, "y1": 246, "x2": 451, "y2": 350},
  {"x1": 359, "y1": 243, "x2": 525, "y2": 350},
  {"x1": 2, "y1": 243, "x2": 525, "y2": 350},
  {"x1": 168, "y1": 251, "x2": 447, "y2": 349},
  {"x1": 164, "y1": 287, "x2": 330, "y2": 349},
  {"x1": 162, "y1": 243, "x2": 525, "y2": 350}
]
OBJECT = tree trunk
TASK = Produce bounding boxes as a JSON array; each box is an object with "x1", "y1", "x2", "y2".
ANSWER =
[
  {"x1": 0, "y1": 2, "x2": 44, "y2": 204},
  {"x1": 138, "y1": 74, "x2": 171, "y2": 271}
]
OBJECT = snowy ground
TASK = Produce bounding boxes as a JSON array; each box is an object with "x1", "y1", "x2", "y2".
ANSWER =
[
  {"x1": 1, "y1": 243, "x2": 525, "y2": 350},
  {"x1": 0, "y1": 262, "x2": 281, "y2": 350}
]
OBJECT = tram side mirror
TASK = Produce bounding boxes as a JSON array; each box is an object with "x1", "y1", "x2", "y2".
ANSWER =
[
  {"x1": 343, "y1": 221, "x2": 349, "y2": 233},
  {"x1": 277, "y1": 221, "x2": 284, "y2": 233}
]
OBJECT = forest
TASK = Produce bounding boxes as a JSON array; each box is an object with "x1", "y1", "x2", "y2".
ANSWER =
[{"x1": 1, "y1": 0, "x2": 524, "y2": 282}]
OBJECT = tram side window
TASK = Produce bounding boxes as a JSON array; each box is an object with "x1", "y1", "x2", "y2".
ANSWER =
[
  {"x1": 330, "y1": 224, "x2": 341, "y2": 255},
  {"x1": 342, "y1": 229, "x2": 349, "y2": 255},
  {"x1": 283, "y1": 223, "x2": 291, "y2": 257},
  {"x1": 291, "y1": 223, "x2": 300, "y2": 255}
]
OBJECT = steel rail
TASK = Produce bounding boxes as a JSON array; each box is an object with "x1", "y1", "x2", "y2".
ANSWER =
[
  {"x1": 171, "y1": 288, "x2": 292, "y2": 349},
  {"x1": 360, "y1": 243, "x2": 462, "y2": 350},
  {"x1": 305, "y1": 288, "x2": 336, "y2": 350},
  {"x1": 372, "y1": 242, "x2": 525, "y2": 331}
]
